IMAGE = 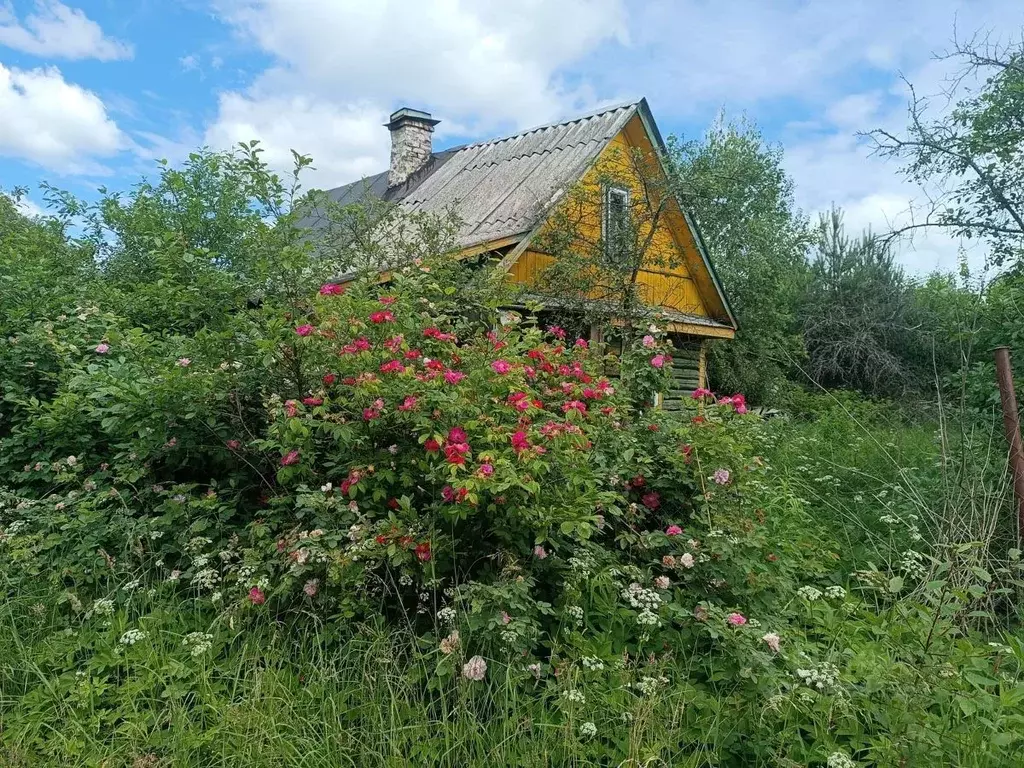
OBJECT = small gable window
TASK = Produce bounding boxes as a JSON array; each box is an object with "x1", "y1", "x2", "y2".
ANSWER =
[{"x1": 603, "y1": 185, "x2": 630, "y2": 260}]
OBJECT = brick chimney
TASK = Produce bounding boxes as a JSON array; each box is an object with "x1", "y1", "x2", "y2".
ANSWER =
[{"x1": 385, "y1": 107, "x2": 440, "y2": 188}]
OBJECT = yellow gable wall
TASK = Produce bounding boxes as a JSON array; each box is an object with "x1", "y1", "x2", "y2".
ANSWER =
[{"x1": 506, "y1": 113, "x2": 712, "y2": 320}]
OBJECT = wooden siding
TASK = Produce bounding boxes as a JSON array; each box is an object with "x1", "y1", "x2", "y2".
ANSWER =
[
  {"x1": 662, "y1": 338, "x2": 705, "y2": 411},
  {"x1": 504, "y1": 113, "x2": 727, "y2": 330}
]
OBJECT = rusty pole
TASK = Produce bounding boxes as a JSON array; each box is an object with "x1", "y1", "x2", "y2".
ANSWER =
[{"x1": 994, "y1": 346, "x2": 1024, "y2": 544}]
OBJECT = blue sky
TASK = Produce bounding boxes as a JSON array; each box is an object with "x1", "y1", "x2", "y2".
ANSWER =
[{"x1": 1, "y1": 0, "x2": 1022, "y2": 272}]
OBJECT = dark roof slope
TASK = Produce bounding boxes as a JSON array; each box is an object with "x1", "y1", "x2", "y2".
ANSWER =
[{"x1": 310, "y1": 100, "x2": 642, "y2": 250}]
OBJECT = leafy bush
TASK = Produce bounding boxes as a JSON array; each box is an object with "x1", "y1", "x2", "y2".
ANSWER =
[{"x1": 2, "y1": 154, "x2": 1024, "y2": 766}]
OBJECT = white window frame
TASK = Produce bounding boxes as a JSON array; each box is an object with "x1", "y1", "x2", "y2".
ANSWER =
[{"x1": 602, "y1": 185, "x2": 630, "y2": 260}]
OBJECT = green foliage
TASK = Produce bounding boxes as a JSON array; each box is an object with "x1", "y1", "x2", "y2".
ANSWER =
[
  {"x1": 2, "y1": 145, "x2": 1024, "y2": 767},
  {"x1": 801, "y1": 208, "x2": 942, "y2": 397},
  {"x1": 868, "y1": 35, "x2": 1024, "y2": 268},
  {"x1": 670, "y1": 117, "x2": 810, "y2": 403}
]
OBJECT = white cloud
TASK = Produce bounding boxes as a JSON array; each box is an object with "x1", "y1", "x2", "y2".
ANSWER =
[
  {"x1": 0, "y1": 63, "x2": 126, "y2": 174},
  {"x1": 0, "y1": 0, "x2": 132, "y2": 60},
  {"x1": 205, "y1": 93, "x2": 388, "y2": 184},
  {"x1": 15, "y1": 195, "x2": 45, "y2": 217},
  {"x1": 204, "y1": 0, "x2": 628, "y2": 186}
]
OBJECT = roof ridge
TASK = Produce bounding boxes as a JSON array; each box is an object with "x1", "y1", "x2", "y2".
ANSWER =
[{"x1": 457, "y1": 99, "x2": 641, "y2": 152}]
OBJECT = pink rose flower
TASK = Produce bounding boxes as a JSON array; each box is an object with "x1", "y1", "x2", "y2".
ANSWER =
[
  {"x1": 712, "y1": 468, "x2": 731, "y2": 486},
  {"x1": 249, "y1": 586, "x2": 266, "y2": 605},
  {"x1": 642, "y1": 335, "x2": 656, "y2": 348},
  {"x1": 319, "y1": 282, "x2": 344, "y2": 295},
  {"x1": 462, "y1": 655, "x2": 487, "y2": 681},
  {"x1": 666, "y1": 524, "x2": 683, "y2": 536},
  {"x1": 650, "y1": 354, "x2": 667, "y2": 369},
  {"x1": 95, "y1": 343, "x2": 110, "y2": 354},
  {"x1": 280, "y1": 450, "x2": 300, "y2": 466},
  {"x1": 726, "y1": 612, "x2": 747, "y2": 626},
  {"x1": 303, "y1": 579, "x2": 319, "y2": 597},
  {"x1": 444, "y1": 370, "x2": 466, "y2": 385},
  {"x1": 295, "y1": 324, "x2": 315, "y2": 336},
  {"x1": 533, "y1": 545, "x2": 548, "y2": 559},
  {"x1": 491, "y1": 359, "x2": 511, "y2": 374}
]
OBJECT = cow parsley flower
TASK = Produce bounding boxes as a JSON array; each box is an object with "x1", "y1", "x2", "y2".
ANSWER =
[
  {"x1": 578, "y1": 721, "x2": 597, "y2": 739},
  {"x1": 183, "y1": 632, "x2": 214, "y2": 658},
  {"x1": 826, "y1": 752, "x2": 856, "y2": 768},
  {"x1": 118, "y1": 629, "x2": 146, "y2": 647},
  {"x1": 92, "y1": 598, "x2": 115, "y2": 616},
  {"x1": 561, "y1": 688, "x2": 586, "y2": 704},
  {"x1": 797, "y1": 586, "x2": 823, "y2": 601}
]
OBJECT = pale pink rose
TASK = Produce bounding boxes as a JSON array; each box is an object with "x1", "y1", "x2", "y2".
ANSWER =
[
  {"x1": 440, "y1": 630, "x2": 460, "y2": 655},
  {"x1": 303, "y1": 579, "x2": 319, "y2": 597},
  {"x1": 642, "y1": 335, "x2": 656, "y2": 348},
  {"x1": 762, "y1": 632, "x2": 781, "y2": 653},
  {"x1": 533, "y1": 545, "x2": 548, "y2": 559},
  {"x1": 462, "y1": 654, "x2": 487, "y2": 681},
  {"x1": 95, "y1": 343, "x2": 110, "y2": 354},
  {"x1": 501, "y1": 611, "x2": 512, "y2": 625},
  {"x1": 726, "y1": 612, "x2": 746, "y2": 626},
  {"x1": 662, "y1": 555, "x2": 677, "y2": 567},
  {"x1": 176, "y1": 357, "x2": 191, "y2": 367},
  {"x1": 712, "y1": 468, "x2": 731, "y2": 485},
  {"x1": 654, "y1": 576, "x2": 670, "y2": 590},
  {"x1": 679, "y1": 552, "x2": 695, "y2": 569}
]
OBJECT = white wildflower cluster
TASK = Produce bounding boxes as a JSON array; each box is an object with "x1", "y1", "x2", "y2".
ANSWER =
[
  {"x1": 499, "y1": 624, "x2": 522, "y2": 649},
  {"x1": 825, "y1": 586, "x2": 847, "y2": 600},
  {"x1": 3, "y1": 519, "x2": 29, "y2": 539},
  {"x1": 795, "y1": 662, "x2": 841, "y2": 692},
  {"x1": 797, "y1": 586, "x2": 823, "y2": 601},
  {"x1": 581, "y1": 656, "x2": 605, "y2": 672},
  {"x1": 622, "y1": 582, "x2": 662, "y2": 628},
  {"x1": 900, "y1": 549, "x2": 927, "y2": 580},
  {"x1": 237, "y1": 565, "x2": 257, "y2": 582},
  {"x1": 826, "y1": 751, "x2": 856, "y2": 768},
  {"x1": 186, "y1": 536, "x2": 212, "y2": 552},
  {"x1": 634, "y1": 675, "x2": 669, "y2": 696},
  {"x1": 578, "y1": 721, "x2": 597, "y2": 739},
  {"x1": 561, "y1": 688, "x2": 586, "y2": 704},
  {"x1": 567, "y1": 554, "x2": 596, "y2": 579},
  {"x1": 398, "y1": 573, "x2": 414, "y2": 587},
  {"x1": 118, "y1": 629, "x2": 146, "y2": 647},
  {"x1": 121, "y1": 579, "x2": 142, "y2": 592},
  {"x1": 183, "y1": 632, "x2": 214, "y2": 658},
  {"x1": 192, "y1": 568, "x2": 220, "y2": 590},
  {"x1": 437, "y1": 606, "x2": 457, "y2": 625},
  {"x1": 92, "y1": 598, "x2": 115, "y2": 616},
  {"x1": 564, "y1": 605, "x2": 584, "y2": 625}
]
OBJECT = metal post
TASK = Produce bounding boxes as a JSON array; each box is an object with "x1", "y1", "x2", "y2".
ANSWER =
[{"x1": 994, "y1": 346, "x2": 1024, "y2": 544}]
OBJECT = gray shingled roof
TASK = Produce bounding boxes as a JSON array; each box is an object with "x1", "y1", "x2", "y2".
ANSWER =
[{"x1": 313, "y1": 101, "x2": 641, "y2": 250}]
